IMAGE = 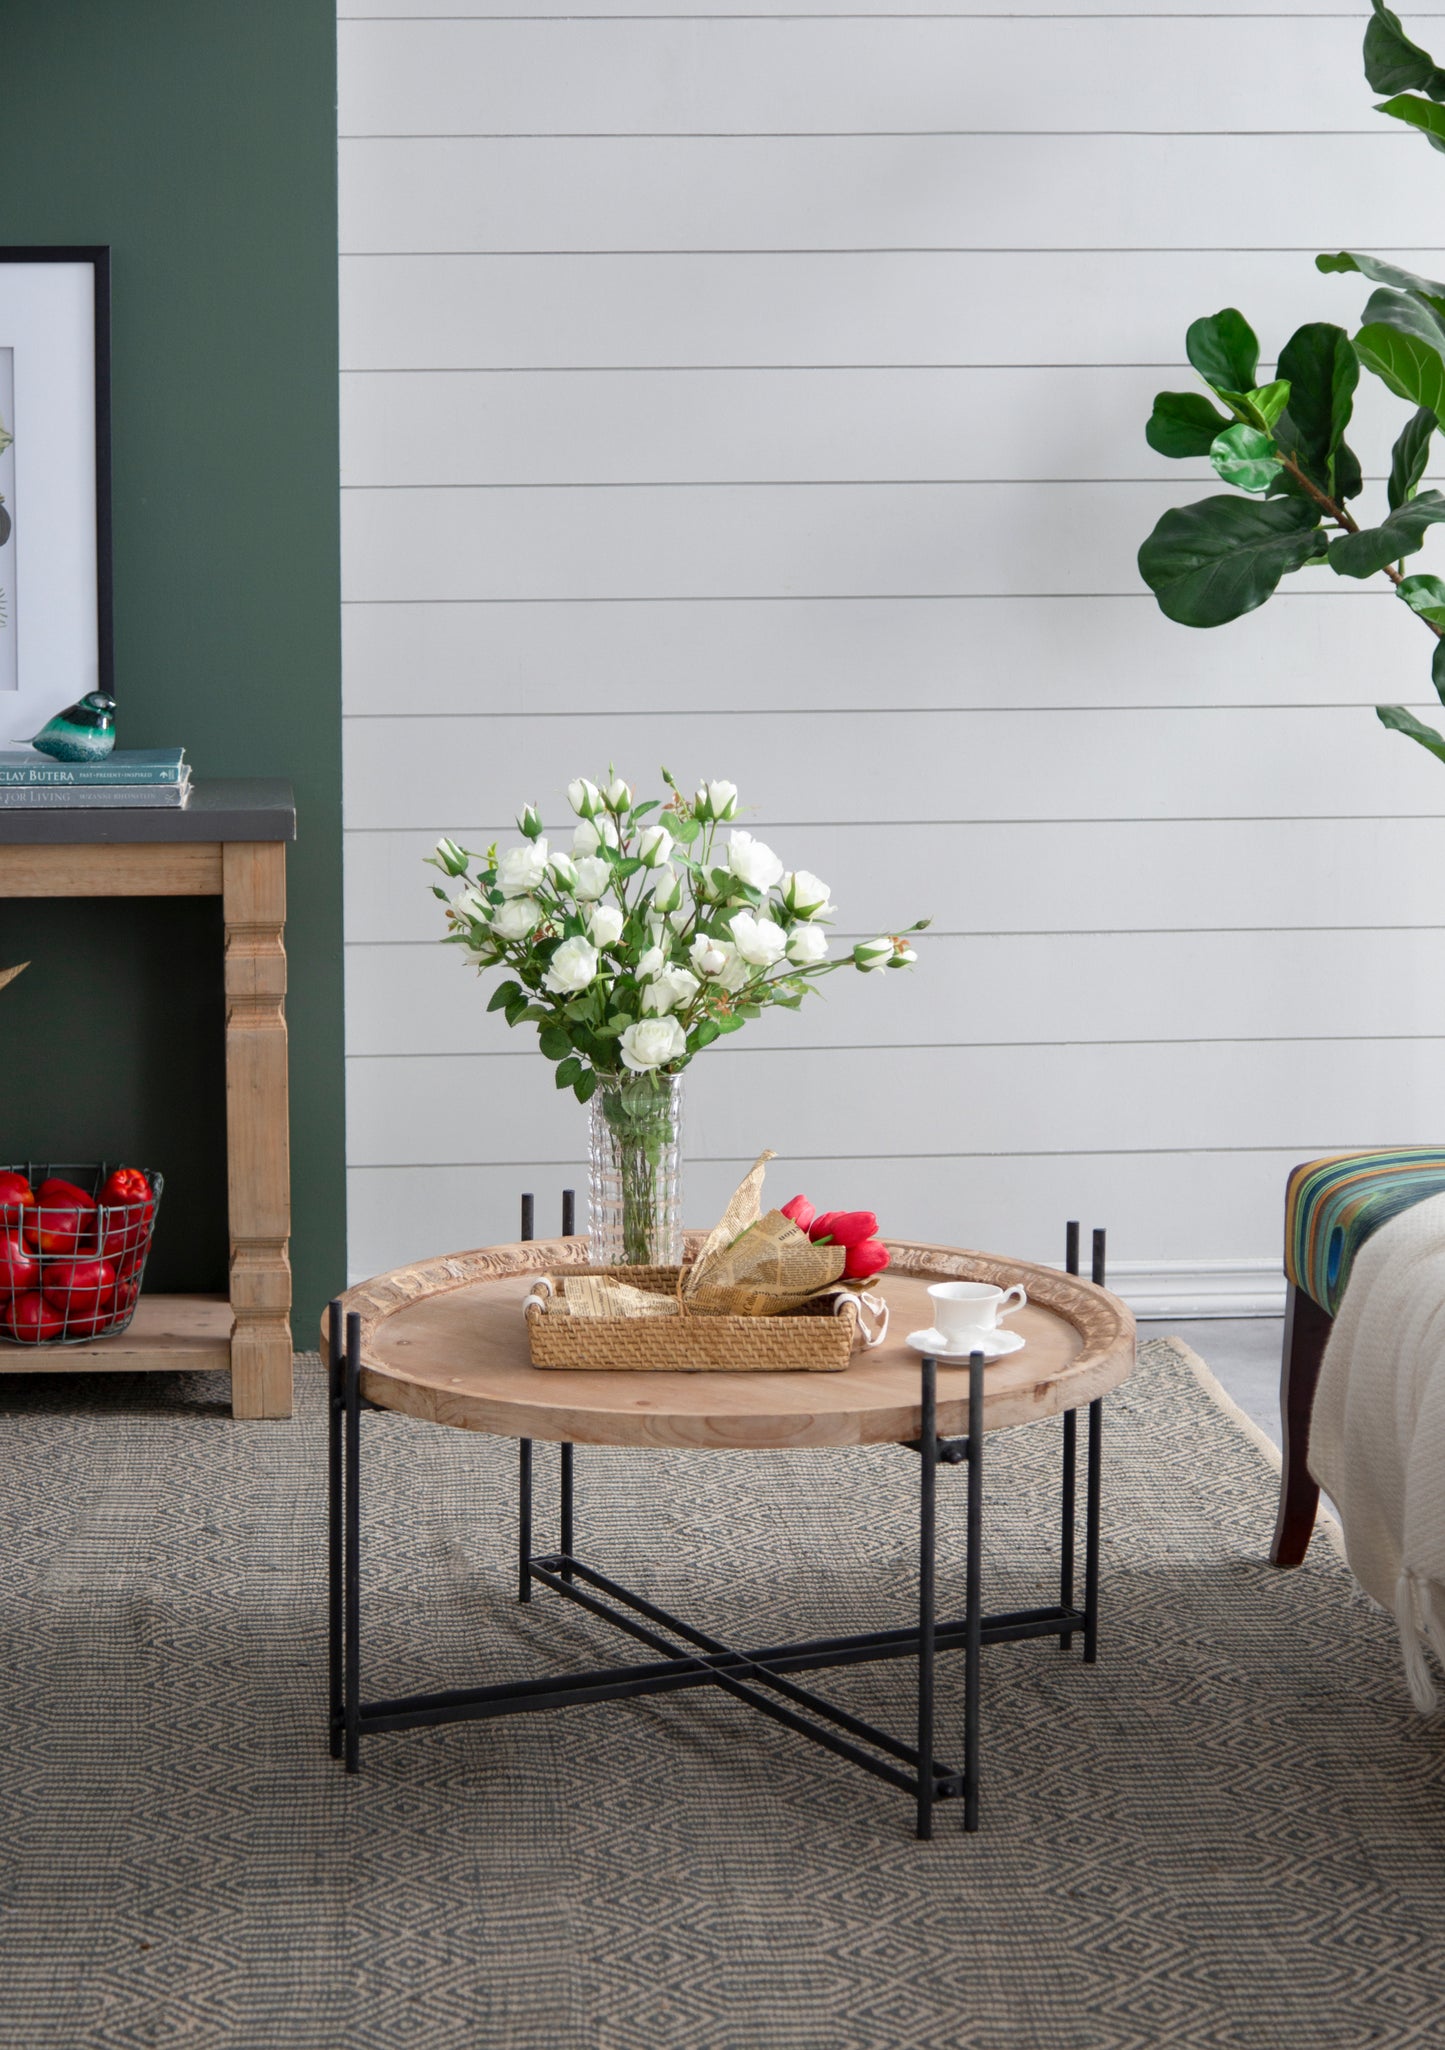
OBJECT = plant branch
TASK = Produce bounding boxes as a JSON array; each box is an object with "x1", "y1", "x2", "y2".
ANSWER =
[{"x1": 1274, "y1": 447, "x2": 1445, "y2": 638}]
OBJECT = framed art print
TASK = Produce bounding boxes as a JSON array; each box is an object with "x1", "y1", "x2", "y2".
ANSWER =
[{"x1": 0, "y1": 248, "x2": 112, "y2": 740}]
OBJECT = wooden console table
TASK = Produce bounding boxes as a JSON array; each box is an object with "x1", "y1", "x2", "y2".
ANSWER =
[{"x1": 0, "y1": 780, "x2": 295, "y2": 1418}]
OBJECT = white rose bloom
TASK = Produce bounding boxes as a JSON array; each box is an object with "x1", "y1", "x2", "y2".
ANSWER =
[
  {"x1": 727, "y1": 830, "x2": 784, "y2": 893},
  {"x1": 689, "y1": 935, "x2": 729, "y2": 979},
  {"x1": 544, "y1": 936, "x2": 600, "y2": 994},
  {"x1": 695, "y1": 779, "x2": 739, "y2": 822},
  {"x1": 587, "y1": 903, "x2": 625, "y2": 947},
  {"x1": 491, "y1": 896, "x2": 542, "y2": 941},
  {"x1": 730, "y1": 909, "x2": 788, "y2": 968},
  {"x1": 637, "y1": 944, "x2": 668, "y2": 981},
  {"x1": 548, "y1": 851, "x2": 579, "y2": 889},
  {"x1": 638, "y1": 823, "x2": 673, "y2": 869},
  {"x1": 853, "y1": 937, "x2": 892, "y2": 973},
  {"x1": 572, "y1": 817, "x2": 619, "y2": 857},
  {"x1": 463, "y1": 942, "x2": 501, "y2": 969},
  {"x1": 496, "y1": 838, "x2": 551, "y2": 898},
  {"x1": 787, "y1": 924, "x2": 829, "y2": 966},
  {"x1": 649, "y1": 866, "x2": 682, "y2": 913},
  {"x1": 434, "y1": 836, "x2": 468, "y2": 875},
  {"x1": 620, "y1": 1015, "x2": 686, "y2": 1072},
  {"x1": 892, "y1": 942, "x2": 918, "y2": 967},
  {"x1": 567, "y1": 778, "x2": 601, "y2": 818},
  {"x1": 643, "y1": 965, "x2": 700, "y2": 1015},
  {"x1": 605, "y1": 777, "x2": 633, "y2": 809},
  {"x1": 572, "y1": 856, "x2": 611, "y2": 901},
  {"x1": 782, "y1": 870, "x2": 835, "y2": 920},
  {"x1": 667, "y1": 904, "x2": 695, "y2": 935},
  {"x1": 714, "y1": 944, "x2": 752, "y2": 993},
  {"x1": 451, "y1": 885, "x2": 488, "y2": 922}
]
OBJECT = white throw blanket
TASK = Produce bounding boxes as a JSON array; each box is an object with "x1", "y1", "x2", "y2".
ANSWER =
[{"x1": 1310, "y1": 1189, "x2": 1445, "y2": 1711}]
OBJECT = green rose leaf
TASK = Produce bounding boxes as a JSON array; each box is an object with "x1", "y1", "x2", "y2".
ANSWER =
[
  {"x1": 690, "y1": 1019, "x2": 722, "y2": 1051},
  {"x1": 1363, "y1": 0, "x2": 1445, "y2": 100},
  {"x1": 1146, "y1": 391, "x2": 1235, "y2": 459},
  {"x1": 1390, "y1": 407, "x2": 1437, "y2": 509},
  {"x1": 1318, "y1": 252, "x2": 1445, "y2": 316},
  {"x1": 1356, "y1": 322, "x2": 1445, "y2": 418},
  {"x1": 1398, "y1": 571, "x2": 1445, "y2": 626},
  {"x1": 538, "y1": 1024, "x2": 572, "y2": 1061},
  {"x1": 487, "y1": 980, "x2": 522, "y2": 1013},
  {"x1": 715, "y1": 1014, "x2": 747, "y2": 1034},
  {"x1": 1272, "y1": 323, "x2": 1359, "y2": 494},
  {"x1": 1328, "y1": 490, "x2": 1445, "y2": 576},
  {"x1": 1378, "y1": 701, "x2": 1445, "y2": 760},
  {"x1": 573, "y1": 1068, "x2": 599, "y2": 1103},
  {"x1": 1137, "y1": 494, "x2": 1327, "y2": 627},
  {"x1": 1186, "y1": 309, "x2": 1260, "y2": 396},
  {"x1": 1376, "y1": 90, "x2": 1445, "y2": 151},
  {"x1": 555, "y1": 1056, "x2": 583, "y2": 1089},
  {"x1": 674, "y1": 815, "x2": 702, "y2": 843},
  {"x1": 1209, "y1": 424, "x2": 1283, "y2": 493}
]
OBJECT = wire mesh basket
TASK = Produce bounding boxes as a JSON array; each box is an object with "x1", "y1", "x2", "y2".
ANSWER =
[{"x1": 0, "y1": 1163, "x2": 164, "y2": 1345}]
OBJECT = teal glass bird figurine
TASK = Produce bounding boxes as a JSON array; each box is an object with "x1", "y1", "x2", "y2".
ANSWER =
[{"x1": 31, "y1": 691, "x2": 116, "y2": 763}]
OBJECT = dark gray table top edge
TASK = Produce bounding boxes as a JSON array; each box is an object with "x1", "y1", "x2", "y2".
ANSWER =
[{"x1": 0, "y1": 779, "x2": 296, "y2": 845}]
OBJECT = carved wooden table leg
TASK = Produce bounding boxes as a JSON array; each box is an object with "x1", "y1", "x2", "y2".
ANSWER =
[
  {"x1": 1270, "y1": 1281, "x2": 1331, "y2": 1566},
  {"x1": 224, "y1": 841, "x2": 293, "y2": 1418}
]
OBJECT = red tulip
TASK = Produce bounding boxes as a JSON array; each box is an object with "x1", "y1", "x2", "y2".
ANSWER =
[
  {"x1": 822, "y1": 1211, "x2": 879, "y2": 1249},
  {"x1": 0, "y1": 1231, "x2": 38, "y2": 1297},
  {"x1": 5, "y1": 1291, "x2": 63, "y2": 1344},
  {"x1": 843, "y1": 1238, "x2": 890, "y2": 1281},
  {"x1": 807, "y1": 1211, "x2": 841, "y2": 1243},
  {"x1": 780, "y1": 1194, "x2": 815, "y2": 1233}
]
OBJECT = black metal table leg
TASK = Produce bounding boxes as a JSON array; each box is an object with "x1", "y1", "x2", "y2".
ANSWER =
[
  {"x1": 1060, "y1": 1221, "x2": 1079, "y2": 1651},
  {"x1": 560, "y1": 1443, "x2": 575, "y2": 1584},
  {"x1": 916, "y1": 1357, "x2": 937, "y2": 1841},
  {"x1": 344, "y1": 1310, "x2": 362, "y2": 1774},
  {"x1": 327, "y1": 1298, "x2": 344, "y2": 1759},
  {"x1": 518, "y1": 1440, "x2": 533, "y2": 1603},
  {"x1": 1084, "y1": 1398, "x2": 1103, "y2": 1665},
  {"x1": 964, "y1": 1349, "x2": 984, "y2": 1832}
]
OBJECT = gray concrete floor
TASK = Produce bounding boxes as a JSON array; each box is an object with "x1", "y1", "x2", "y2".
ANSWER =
[{"x1": 1138, "y1": 1317, "x2": 1283, "y2": 1448}]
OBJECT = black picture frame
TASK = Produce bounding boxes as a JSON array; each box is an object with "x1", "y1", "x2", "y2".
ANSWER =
[{"x1": 0, "y1": 245, "x2": 113, "y2": 721}]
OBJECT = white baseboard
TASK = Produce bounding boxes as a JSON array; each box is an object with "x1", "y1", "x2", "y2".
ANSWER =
[{"x1": 1104, "y1": 1259, "x2": 1286, "y2": 1322}]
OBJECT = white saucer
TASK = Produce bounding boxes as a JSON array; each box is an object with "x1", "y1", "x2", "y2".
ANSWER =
[{"x1": 905, "y1": 1326, "x2": 1025, "y2": 1361}]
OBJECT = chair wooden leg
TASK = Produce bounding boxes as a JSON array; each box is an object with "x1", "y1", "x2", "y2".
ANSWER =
[{"x1": 1270, "y1": 1281, "x2": 1331, "y2": 1566}]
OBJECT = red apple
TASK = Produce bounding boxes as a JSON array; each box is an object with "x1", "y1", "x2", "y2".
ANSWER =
[
  {"x1": 37, "y1": 1177, "x2": 95, "y2": 1206},
  {"x1": 24, "y1": 1197, "x2": 95, "y2": 1257},
  {"x1": 42, "y1": 1257, "x2": 116, "y2": 1319},
  {"x1": 0, "y1": 1170, "x2": 34, "y2": 1229},
  {"x1": 0, "y1": 1230, "x2": 38, "y2": 1297},
  {"x1": 5, "y1": 1291, "x2": 64, "y2": 1344}
]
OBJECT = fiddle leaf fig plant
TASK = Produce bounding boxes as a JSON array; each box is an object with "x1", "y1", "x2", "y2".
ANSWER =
[{"x1": 1138, "y1": 0, "x2": 1445, "y2": 762}]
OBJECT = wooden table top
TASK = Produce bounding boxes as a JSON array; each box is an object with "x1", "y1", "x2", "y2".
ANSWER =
[{"x1": 332, "y1": 1238, "x2": 1136, "y2": 1451}]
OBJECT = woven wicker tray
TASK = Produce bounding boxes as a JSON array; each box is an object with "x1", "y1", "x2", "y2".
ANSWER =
[{"x1": 524, "y1": 1263, "x2": 859, "y2": 1372}]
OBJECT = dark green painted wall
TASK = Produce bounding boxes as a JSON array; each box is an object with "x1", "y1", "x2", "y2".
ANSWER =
[{"x1": 0, "y1": 2, "x2": 345, "y2": 1333}]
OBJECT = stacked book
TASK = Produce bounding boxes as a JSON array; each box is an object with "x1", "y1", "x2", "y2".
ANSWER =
[{"x1": 0, "y1": 748, "x2": 190, "y2": 809}]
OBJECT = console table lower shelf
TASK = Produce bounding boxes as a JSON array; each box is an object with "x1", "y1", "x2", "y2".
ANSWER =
[
  {"x1": 325, "y1": 1234, "x2": 1135, "y2": 1839},
  {"x1": 0, "y1": 1294, "x2": 233, "y2": 1372}
]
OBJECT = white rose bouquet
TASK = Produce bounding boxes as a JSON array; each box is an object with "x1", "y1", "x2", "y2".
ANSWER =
[{"x1": 427, "y1": 770, "x2": 925, "y2": 1261}]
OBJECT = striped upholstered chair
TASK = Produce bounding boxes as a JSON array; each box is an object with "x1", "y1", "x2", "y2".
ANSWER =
[{"x1": 1272, "y1": 1148, "x2": 1445, "y2": 1564}]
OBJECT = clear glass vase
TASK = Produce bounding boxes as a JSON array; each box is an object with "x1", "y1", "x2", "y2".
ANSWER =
[{"x1": 587, "y1": 1070, "x2": 684, "y2": 1267}]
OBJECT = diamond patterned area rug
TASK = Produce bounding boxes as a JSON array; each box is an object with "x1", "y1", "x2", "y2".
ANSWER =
[{"x1": 1, "y1": 1335, "x2": 1443, "y2": 2049}]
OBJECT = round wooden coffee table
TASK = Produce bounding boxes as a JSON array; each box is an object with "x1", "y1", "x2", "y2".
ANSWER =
[{"x1": 326, "y1": 1234, "x2": 1135, "y2": 1839}]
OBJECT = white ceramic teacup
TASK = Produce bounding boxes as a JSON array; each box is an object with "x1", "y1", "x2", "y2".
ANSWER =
[{"x1": 926, "y1": 1280, "x2": 1027, "y2": 1349}]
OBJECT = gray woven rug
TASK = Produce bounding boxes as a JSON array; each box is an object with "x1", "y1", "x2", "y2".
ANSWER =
[{"x1": 0, "y1": 1337, "x2": 1442, "y2": 2049}]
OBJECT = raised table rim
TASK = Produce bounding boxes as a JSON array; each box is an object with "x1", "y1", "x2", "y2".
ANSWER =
[{"x1": 331, "y1": 1237, "x2": 1136, "y2": 1450}]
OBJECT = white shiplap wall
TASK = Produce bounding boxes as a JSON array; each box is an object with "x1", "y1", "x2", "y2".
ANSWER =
[{"x1": 337, "y1": 0, "x2": 1445, "y2": 1312}]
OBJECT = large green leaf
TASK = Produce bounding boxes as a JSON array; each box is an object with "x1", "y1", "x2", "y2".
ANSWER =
[
  {"x1": 1146, "y1": 390, "x2": 1235, "y2": 459},
  {"x1": 1359, "y1": 286, "x2": 1445, "y2": 353},
  {"x1": 1209, "y1": 425, "x2": 1282, "y2": 493},
  {"x1": 1186, "y1": 310, "x2": 1260, "y2": 396},
  {"x1": 1327, "y1": 489, "x2": 1445, "y2": 576},
  {"x1": 1397, "y1": 571, "x2": 1445, "y2": 626},
  {"x1": 1214, "y1": 379, "x2": 1290, "y2": 433},
  {"x1": 1376, "y1": 90, "x2": 1445, "y2": 151},
  {"x1": 1138, "y1": 494, "x2": 1327, "y2": 626},
  {"x1": 1363, "y1": 0, "x2": 1445, "y2": 99},
  {"x1": 1378, "y1": 702, "x2": 1445, "y2": 760},
  {"x1": 1318, "y1": 251, "x2": 1445, "y2": 307},
  {"x1": 1335, "y1": 438, "x2": 1365, "y2": 501},
  {"x1": 1272, "y1": 323, "x2": 1358, "y2": 493},
  {"x1": 1389, "y1": 407, "x2": 1436, "y2": 509},
  {"x1": 1355, "y1": 322, "x2": 1445, "y2": 417}
]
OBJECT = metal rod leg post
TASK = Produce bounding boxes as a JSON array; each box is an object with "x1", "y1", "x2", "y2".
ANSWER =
[
  {"x1": 964, "y1": 1350, "x2": 984, "y2": 1833},
  {"x1": 344, "y1": 1311, "x2": 362, "y2": 1774},
  {"x1": 1060, "y1": 1409, "x2": 1076, "y2": 1652},
  {"x1": 518, "y1": 1439, "x2": 533, "y2": 1603},
  {"x1": 560, "y1": 1443, "x2": 575, "y2": 1584},
  {"x1": 916, "y1": 1356, "x2": 937, "y2": 1842},
  {"x1": 1084, "y1": 1398, "x2": 1103, "y2": 1665},
  {"x1": 327, "y1": 1299, "x2": 344, "y2": 1758}
]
